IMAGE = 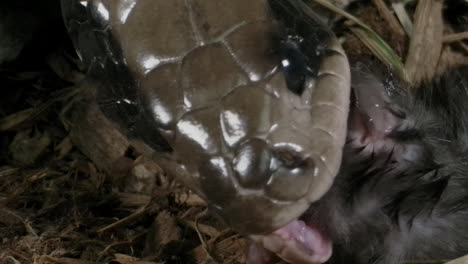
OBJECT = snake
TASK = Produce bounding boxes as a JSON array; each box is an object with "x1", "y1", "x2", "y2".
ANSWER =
[{"x1": 62, "y1": 0, "x2": 351, "y2": 262}]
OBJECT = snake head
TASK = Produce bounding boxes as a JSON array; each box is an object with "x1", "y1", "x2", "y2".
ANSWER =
[
  {"x1": 62, "y1": 0, "x2": 351, "y2": 239},
  {"x1": 193, "y1": 0, "x2": 350, "y2": 235}
]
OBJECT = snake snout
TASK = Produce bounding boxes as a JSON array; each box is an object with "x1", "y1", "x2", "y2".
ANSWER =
[
  {"x1": 231, "y1": 139, "x2": 317, "y2": 201},
  {"x1": 197, "y1": 138, "x2": 322, "y2": 235}
]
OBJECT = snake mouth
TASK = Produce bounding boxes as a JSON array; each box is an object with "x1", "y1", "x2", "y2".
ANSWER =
[{"x1": 248, "y1": 218, "x2": 332, "y2": 264}]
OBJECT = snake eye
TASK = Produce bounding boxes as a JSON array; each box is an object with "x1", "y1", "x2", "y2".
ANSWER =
[{"x1": 277, "y1": 37, "x2": 312, "y2": 96}]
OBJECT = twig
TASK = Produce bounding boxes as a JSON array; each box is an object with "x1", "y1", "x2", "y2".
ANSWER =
[
  {"x1": 0, "y1": 168, "x2": 19, "y2": 178},
  {"x1": 443, "y1": 32, "x2": 468, "y2": 43},
  {"x1": 179, "y1": 219, "x2": 221, "y2": 238},
  {"x1": 372, "y1": 0, "x2": 406, "y2": 36},
  {"x1": 97, "y1": 231, "x2": 147, "y2": 260},
  {"x1": 96, "y1": 206, "x2": 148, "y2": 233}
]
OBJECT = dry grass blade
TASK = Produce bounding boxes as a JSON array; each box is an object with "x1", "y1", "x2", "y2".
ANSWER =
[
  {"x1": 39, "y1": 256, "x2": 97, "y2": 264},
  {"x1": 5, "y1": 256, "x2": 21, "y2": 264},
  {"x1": 402, "y1": 255, "x2": 468, "y2": 264},
  {"x1": 0, "y1": 207, "x2": 37, "y2": 236},
  {"x1": 0, "y1": 86, "x2": 79, "y2": 131},
  {"x1": 391, "y1": 1, "x2": 414, "y2": 36},
  {"x1": 308, "y1": 0, "x2": 407, "y2": 80},
  {"x1": 444, "y1": 32, "x2": 468, "y2": 43},
  {"x1": 97, "y1": 232, "x2": 148, "y2": 261},
  {"x1": 444, "y1": 254, "x2": 468, "y2": 264},
  {"x1": 404, "y1": 0, "x2": 444, "y2": 85},
  {"x1": 113, "y1": 253, "x2": 162, "y2": 264},
  {"x1": 403, "y1": 261, "x2": 446, "y2": 264},
  {"x1": 0, "y1": 108, "x2": 37, "y2": 131},
  {"x1": 349, "y1": 26, "x2": 408, "y2": 80},
  {"x1": 0, "y1": 167, "x2": 19, "y2": 177}
]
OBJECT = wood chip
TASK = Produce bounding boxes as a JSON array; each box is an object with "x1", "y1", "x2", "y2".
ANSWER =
[
  {"x1": 191, "y1": 235, "x2": 247, "y2": 264},
  {"x1": 174, "y1": 191, "x2": 206, "y2": 207},
  {"x1": 144, "y1": 210, "x2": 182, "y2": 255},
  {"x1": 55, "y1": 136, "x2": 74, "y2": 159},
  {"x1": 9, "y1": 129, "x2": 51, "y2": 165},
  {"x1": 68, "y1": 87, "x2": 130, "y2": 177},
  {"x1": 124, "y1": 156, "x2": 162, "y2": 194},
  {"x1": 117, "y1": 192, "x2": 152, "y2": 208}
]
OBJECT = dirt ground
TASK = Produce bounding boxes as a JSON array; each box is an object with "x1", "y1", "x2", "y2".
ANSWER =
[{"x1": 0, "y1": 1, "x2": 467, "y2": 264}]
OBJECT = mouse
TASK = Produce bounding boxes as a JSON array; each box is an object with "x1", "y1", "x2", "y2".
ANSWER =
[{"x1": 248, "y1": 61, "x2": 468, "y2": 263}]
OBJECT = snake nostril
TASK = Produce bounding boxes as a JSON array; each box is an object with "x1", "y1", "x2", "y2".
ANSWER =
[
  {"x1": 265, "y1": 146, "x2": 316, "y2": 201},
  {"x1": 233, "y1": 138, "x2": 272, "y2": 189},
  {"x1": 272, "y1": 147, "x2": 309, "y2": 169}
]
